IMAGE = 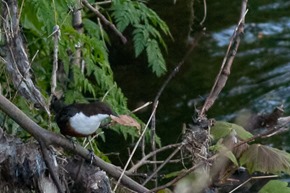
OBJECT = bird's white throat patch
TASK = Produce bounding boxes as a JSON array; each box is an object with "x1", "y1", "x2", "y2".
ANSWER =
[{"x1": 69, "y1": 112, "x2": 109, "y2": 135}]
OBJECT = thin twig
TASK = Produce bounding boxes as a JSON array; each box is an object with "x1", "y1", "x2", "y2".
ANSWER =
[
  {"x1": 235, "y1": 126, "x2": 289, "y2": 150},
  {"x1": 131, "y1": 101, "x2": 152, "y2": 113},
  {"x1": 142, "y1": 143, "x2": 184, "y2": 186},
  {"x1": 200, "y1": 0, "x2": 207, "y2": 26},
  {"x1": 95, "y1": 0, "x2": 112, "y2": 5},
  {"x1": 128, "y1": 143, "x2": 182, "y2": 173},
  {"x1": 31, "y1": 50, "x2": 39, "y2": 64},
  {"x1": 199, "y1": 3, "x2": 248, "y2": 117},
  {"x1": 150, "y1": 31, "x2": 204, "y2": 187},
  {"x1": 113, "y1": 101, "x2": 159, "y2": 191},
  {"x1": 81, "y1": 0, "x2": 127, "y2": 44},
  {"x1": 50, "y1": 25, "x2": 60, "y2": 96},
  {"x1": 143, "y1": 159, "x2": 183, "y2": 164},
  {"x1": 229, "y1": 175, "x2": 278, "y2": 193},
  {"x1": 147, "y1": 160, "x2": 206, "y2": 193}
]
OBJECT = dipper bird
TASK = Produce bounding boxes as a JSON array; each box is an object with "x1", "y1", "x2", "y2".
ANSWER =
[{"x1": 50, "y1": 96, "x2": 115, "y2": 137}]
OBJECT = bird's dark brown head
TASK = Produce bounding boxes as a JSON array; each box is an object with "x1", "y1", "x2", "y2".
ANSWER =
[{"x1": 50, "y1": 95, "x2": 65, "y2": 114}]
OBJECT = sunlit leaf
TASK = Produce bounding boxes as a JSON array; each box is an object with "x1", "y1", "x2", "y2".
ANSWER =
[
  {"x1": 259, "y1": 180, "x2": 290, "y2": 193},
  {"x1": 240, "y1": 144, "x2": 290, "y2": 174},
  {"x1": 211, "y1": 121, "x2": 253, "y2": 141},
  {"x1": 211, "y1": 143, "x2": 239, "y2": 166},
  {"x1": 224, "y1": 149, "x2": 239, "y2": 166},
  {"x1": 174, "y1": 169, "x2": 210, "y2": 193},
  {"x1": 157, "y1": 188, "x2": 173, "y2": 193},
  {"x1": 163, "y1": 170, "x2": 184, "y2": 179},
  {"x1": 111, "y1": 115, "x2": 141, "y2": 131}
]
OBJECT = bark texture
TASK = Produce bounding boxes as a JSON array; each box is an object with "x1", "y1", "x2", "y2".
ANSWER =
[{"x1": 0, "y1": 127, "x2": 112, "y2": 193}]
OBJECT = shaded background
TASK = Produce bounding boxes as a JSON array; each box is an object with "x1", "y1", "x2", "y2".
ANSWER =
[
  {"x1": 110, "y1": 0, "x2": 290, "y2": 152},
  {"x1": 104, "y1": 1, "x2": 290, "y2": 191}
]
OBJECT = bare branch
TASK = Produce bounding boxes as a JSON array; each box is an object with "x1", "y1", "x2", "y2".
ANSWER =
[
  {"x1": 0, "y1": 0, "x2": 49, "y2": 114},
  {"x1": 81, "y1": 0, "x2": 127, "y2": 44},
  {"x1": 142, "y1": 143, "x2": 184, "y2": 186},
  {"x1": 149, "y1": 31, "x2": 204, "y2": 187},
  {"x1": 0, "y1": 94, "x2": 148, "y2": 193},
  {"x1": 147, "y1": 161, "x2": 206, "y2": 193},
  {"x1": 128, "y1": 143, "x2": 182, "y2": 173},
  {"x1": 229, "y1": 175, "x2": 278, "y2": 193},
  {"x1": 113, "y1": 101, "x2": 159, "y2": 191},
  {"x1": 50, "y1": 25, "x2": 60, "y2": 96},
  {"x1": 39, "y1": 140, "x2": 64, "y2": 193},
  {"x1": 199, "y1": 0, "x2": 248, "y2": 117}
]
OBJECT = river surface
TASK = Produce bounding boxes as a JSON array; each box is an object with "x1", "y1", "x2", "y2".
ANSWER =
[
  {"x1": 112, "y1": 0, "x2": 290, "y2": 150},
  {"x1": 108, "y1": 0, "x2": 290, "y2": 191}
]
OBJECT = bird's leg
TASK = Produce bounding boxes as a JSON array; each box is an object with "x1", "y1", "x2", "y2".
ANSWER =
[
  {"x1": 83, "y1": 136, "x2": 95, "y2": 164},
  {"x1": 65, "y1": 135, "x2": 77, "y2": 148},
  {"x1": 87, "y1": 149, "x2": 95, "y2": 165}
]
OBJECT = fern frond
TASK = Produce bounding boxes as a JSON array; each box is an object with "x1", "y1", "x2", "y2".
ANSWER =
[
  {"x1": 111, "y1": 0, "x2": 170, "y2": 76},
  {"x1": 133, "y1": 26, "x2": 148, "y2": 57},
  {"x1": 111, "y1": 0, "x2": 140, "y2": 32},
  {"x1": 146, "y1": 39, "x2": 166, "y2": 76}
]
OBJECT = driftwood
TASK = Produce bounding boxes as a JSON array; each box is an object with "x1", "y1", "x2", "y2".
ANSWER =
[
  {"x1": 0, "y1": 0, "x2": 49, "y2": 114},
  {"x1": 0, "y1": 127, "x2": 112, "y2": 193},
  {"x1": 0, "y1": 94, "x2": 148, "y2": 193}
]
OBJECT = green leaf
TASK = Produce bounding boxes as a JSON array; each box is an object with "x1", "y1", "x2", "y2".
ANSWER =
[
  {"x1": 133, "y1": 26, "x2": 147, "y2": 57},
  {"x1": 157, "y1": 189, "x2": 173, "y2": 193},
  {"x1": 240, "y1": 144, "x2": 290, "y2": 174},
  {"x1": 225, "y1": 149, "x2": 239, "y2": 166},
  {"x1": 111, "y1": 0, "x2": 169, "y2": 76},
  {"x1": 146, "y1": 39, "x2": 166, "y2": 76},
  {"x1": 163, "y1": 170, "x2": 184, "y2": 179},
  {"x1": 211, "y1": 121, "x2": 253, "y2": 141},
  {"x1": 212, "y1": 143, "x2": 239, "y2": 166},
  {"x1": 259, "y1": 180, "x2": 290, "y2": 193}
]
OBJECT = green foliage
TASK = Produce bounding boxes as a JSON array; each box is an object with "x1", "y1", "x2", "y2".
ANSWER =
[
  {"x1": 259, "y1": 180, "x2": 290, "y2": 193},
  {"x1": 210, "y1": 143, "x2": 239, "y2": 166},
  {"x1": 11, "y1": 0, "x2": 171, "y2": 143},
  {"x1": 240, "y1": 144, "x2": 290, "y2": 174},
  {"x1": 163, "y1": 170, "x2": 184, "y2": 179},
  {"x1": 111, "y1": 0, "x2": 171, "y2": 76},
  {"x1": 211, "y1": 121, "x2": 253, "y2": 141},
  {"x1": 157, "y1": 188, "x2": 173, "y2": 193}
]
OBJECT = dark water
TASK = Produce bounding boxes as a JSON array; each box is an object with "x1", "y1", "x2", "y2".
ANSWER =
[{"x1": 112, "y1": 0, "x2": 290, "y2": 150}]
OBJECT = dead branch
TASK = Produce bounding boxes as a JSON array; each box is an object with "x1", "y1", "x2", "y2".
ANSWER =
[
  {"x1": 113, "y1": 101, "x2": 159, "y2": 191},
  {"x1": 149, "y1": 30, "x2": 204, "y2": 187},
  {"x1": 142, "y1": 143, "x2": 184, "y2": 186},
  {"x1": 0, "y1": 94, "x2": 148, "y2": 193},
  {"x1": 0, "y1": 0, "x2": 49, "y2": 114},
  {"x1": 127, "y1": 143, "x2": 182, "y2": 173},
  {"x1": 199, "y1": 0, "x2": 248, "y2": 117},
  {"x1": 81, "y1": 0, "x2": 127, "y2": 44},
  {"x1": 229, "y1": 175, "x2": 278, "y2": 193},
  {"x1": 0, "y1": 129, "x2": 113, "y2": 193},
  {"x1": 146, "y1": 1, "x2": 250, "y2": 191},
  {"x1": 72, "y1": 3, "x2": 85, "y2": 70},
  {"x1": 147, "y1": 161, "x2": 207, "y2": 193},
  {"x1": 50, "y1": 25, "x2": 60, "y2": 96},
  {"x1": 39, "y1": 140, "x2": 64, "y2": 193}
]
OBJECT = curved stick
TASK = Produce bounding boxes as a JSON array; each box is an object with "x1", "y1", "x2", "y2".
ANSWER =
[{"x1": 0, "y1": 94, "x2": 148, "y2": 193}]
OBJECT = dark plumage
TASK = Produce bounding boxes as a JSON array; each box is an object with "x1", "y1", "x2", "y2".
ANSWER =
[{"x1": 50, "y1": 96, "x2": 115, "y2": 137}]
